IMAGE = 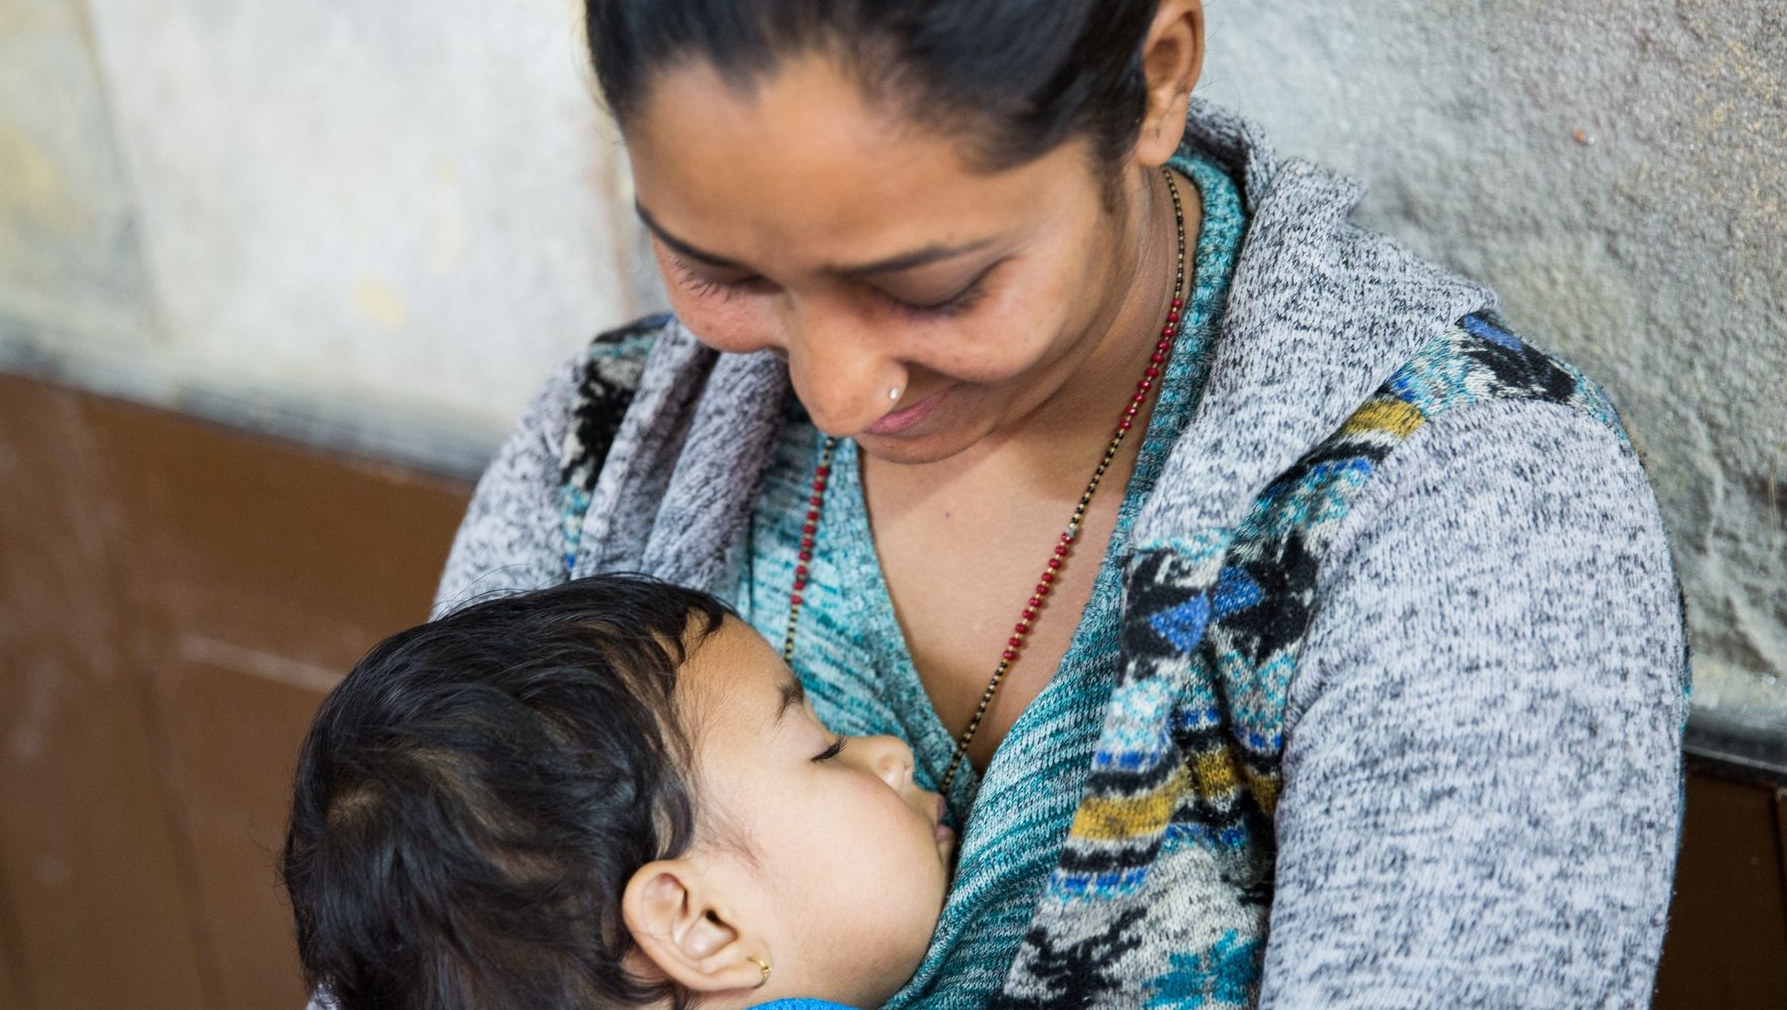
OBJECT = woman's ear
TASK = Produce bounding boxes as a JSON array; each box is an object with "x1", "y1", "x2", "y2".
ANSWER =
[
  {"x1": 1134, "y1": 0, "x2": 1206, "y2": 168},
  {"x1": 622, "y1": 859, "x2": 774, "y2": 996}
]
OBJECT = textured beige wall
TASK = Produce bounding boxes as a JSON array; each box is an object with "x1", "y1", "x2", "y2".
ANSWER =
[
  {"x1": 1, "y1": 0, "x2": 1781, "y2": 718},
  {"x1": 1199, "y1": 0, "x2": 1786, "y2": 727},
  {"x1": 0, "y1": 0, "x2": 659, "y2": 472}
]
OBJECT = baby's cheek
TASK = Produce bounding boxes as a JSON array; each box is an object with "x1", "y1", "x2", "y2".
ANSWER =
[{"x1": 759, "y1": 799, "x2": 870, "y2": 886}]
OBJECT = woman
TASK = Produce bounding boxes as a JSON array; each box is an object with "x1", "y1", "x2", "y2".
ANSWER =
[{"x1": 436, "y1": 1, "x2": 1688, "y2": 1006}]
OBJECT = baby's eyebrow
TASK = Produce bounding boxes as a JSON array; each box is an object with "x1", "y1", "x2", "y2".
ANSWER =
[{"x1": 774, "y1": 676, "x2": 807, "y2": 724}]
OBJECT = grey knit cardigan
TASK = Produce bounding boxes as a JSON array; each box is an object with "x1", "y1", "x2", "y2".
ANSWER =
[{"x1": 434, "y1": 103, "x2": 1688, "y2": 1009}]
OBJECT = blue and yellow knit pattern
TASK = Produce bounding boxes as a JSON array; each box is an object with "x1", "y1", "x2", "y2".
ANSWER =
[{"x1": 993, "y1": 314, "x2": 1633, "y2": 1009}]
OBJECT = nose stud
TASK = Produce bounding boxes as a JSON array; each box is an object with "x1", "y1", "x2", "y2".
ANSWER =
[{"x1": 888, "y1": 386, "x2": 902, "y2": 402}]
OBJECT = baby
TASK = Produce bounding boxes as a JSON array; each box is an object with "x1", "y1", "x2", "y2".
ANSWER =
[{"x1": 282, "y1": 574, "x2": 955, "y2": 1010}]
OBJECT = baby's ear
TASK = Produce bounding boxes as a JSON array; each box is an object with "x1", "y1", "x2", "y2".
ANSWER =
[{"x1": 622, "y1": 859, "x2": 774, "y2": 996}]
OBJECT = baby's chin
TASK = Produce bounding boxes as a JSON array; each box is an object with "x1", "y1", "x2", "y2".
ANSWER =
[
  {"x1": 799, "y1": 839, "x2": 954, "y2": 1007},
  {"x1": 840, "y1": 908, "x2": 948, "y2": 1009},
  {"x1": 877, "y1": 885, "x2": 953, "y2": 1003},
  {"x1": 851, "y1": 951, "x2": 931, "y2": 1010}
]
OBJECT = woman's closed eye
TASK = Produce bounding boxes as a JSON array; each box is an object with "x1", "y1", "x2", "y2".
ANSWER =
[
  {"x1": 670, "y1": 254, "x2": 998, "y2": 319},
  {"x1": 812, "y1": 737, "x2": 848, "y2": 763},
  {"x1": 886, "y1": 275, "x2": 990, "y2": 319},
  {"x1": 669, "y1": 256, "x2": 769, "y2": 302}
]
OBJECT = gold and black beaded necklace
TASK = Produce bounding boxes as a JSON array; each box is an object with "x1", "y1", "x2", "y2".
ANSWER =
[{"x1": 782, "y1": 166, "x2": 1190, "y2": 793}]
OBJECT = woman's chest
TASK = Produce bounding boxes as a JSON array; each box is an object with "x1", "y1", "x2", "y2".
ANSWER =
[
  {"x1": 865, "y1": 474, "x2": 1128, "y2": 772},
  {"x1": 734, "y1": 423, "x2": 1134, "y2": 786}
]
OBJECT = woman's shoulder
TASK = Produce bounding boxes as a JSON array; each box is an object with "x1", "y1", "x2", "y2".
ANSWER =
[
  {"x1": 1262, "y1": 309, "x2": 1652, "y2": 546},
  {"x1": 1285, "y1": 310, "x2": 1689, "y2": 711},
  {"x1": 1326, "y1": 311, "x2": 1669, "y2": 562},
  {"x1": 1202, "y1": 306, "x2": 1683, "y2": 744},
  {"x1": 1221, "y1": 311, "x2": 1648, "y2": 573},
  {"x1": 1276, "y1": 311, "x2": 1690, "y2": 765},
  {"x1": 1382, "y1": 312, "x2": 1628, "y2": 443},
  {"x1": 1288, "y1": 309, "x2": 1652, "y2": 514},
  {"x1": 1274, "y1": 310, "x2": 1667, "y2": 591}
]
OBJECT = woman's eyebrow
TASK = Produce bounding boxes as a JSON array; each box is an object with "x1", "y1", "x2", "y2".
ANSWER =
[
  {"x1": 636, "y1": 203, "x2": 747, "y2": 270},
  {"x1": 835, "y1": 239, "x2": 995, "y2": 279},
  {"x1": 634, "y1": 201, "x2": 994, "y2": 278}
]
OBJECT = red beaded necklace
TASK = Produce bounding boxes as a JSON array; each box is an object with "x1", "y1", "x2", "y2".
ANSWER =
[{"x1": 783, "y1": 167, "x2": 1189, "y2": 793}]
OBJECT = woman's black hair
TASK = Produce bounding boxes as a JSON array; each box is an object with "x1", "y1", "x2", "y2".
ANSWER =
[
  {"x1": 585, "y1": 0, "x2": 1160, "y2": 174},
  {"x1": 280, "y1": 574, "x2": 731, "y2": 1010}
]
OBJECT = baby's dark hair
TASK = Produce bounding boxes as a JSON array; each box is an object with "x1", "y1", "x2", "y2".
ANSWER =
[{"x1": 280, "y1": 574, "x2": 731, "y2": 1010}]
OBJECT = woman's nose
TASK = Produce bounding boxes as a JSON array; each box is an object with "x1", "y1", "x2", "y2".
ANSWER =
[
  {"x1": 782, "y1": 306, "x2": 899, "y2": 436},
  {"x1": 846, "y1": 733, "x2": 916, "y2": 791}
]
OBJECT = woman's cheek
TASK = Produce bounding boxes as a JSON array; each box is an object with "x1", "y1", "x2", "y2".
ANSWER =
[
  {"x1": 916, "y1": 311, "x2": 1060, "y2": 386},
  {"x1": 935, "y1": 266, "x2": 1078, "y2": 380},
  {"x1": 666, "y1": 286, "x2": 785, "y2": 355}
]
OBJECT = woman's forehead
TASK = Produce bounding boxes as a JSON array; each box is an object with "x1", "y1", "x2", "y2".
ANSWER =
[{"x1": 623, "y1": 57, "x2": 1088, "y2": 271}]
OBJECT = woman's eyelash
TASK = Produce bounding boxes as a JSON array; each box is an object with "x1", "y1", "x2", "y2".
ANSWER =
[
  {"x1": 890, "y1": 280, "x2": 988, "y2": 319},
  {"x1": 812, "y1": 737, "x2": 848, "y2": 763},
  {"x1": 670, "y1": 258, "x2": 741, "y2": 301},
  {"x1": 671, "y1": 254, "x2": 995, "y2": 318},
  {"x1": 886, "y1": 260, "x2": 1002, "y2": 319}
]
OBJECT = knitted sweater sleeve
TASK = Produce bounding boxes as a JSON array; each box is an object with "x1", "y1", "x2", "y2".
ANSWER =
[
  {"x1": 1258, "y1": 398, "x2": 1686, "y2": 1009},
  {"x1": 431, "y1": 355, "x2": 581, "y2": 617}
]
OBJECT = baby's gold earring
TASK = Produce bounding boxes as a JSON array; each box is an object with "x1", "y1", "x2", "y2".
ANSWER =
[{"x1": 747, "y1": 955, "x2": 772, "y2": 989}]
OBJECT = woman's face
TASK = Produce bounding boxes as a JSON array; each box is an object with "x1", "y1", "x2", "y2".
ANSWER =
[{"x1": 623, "y1": 56, "x2": 1142, "y2": 465}]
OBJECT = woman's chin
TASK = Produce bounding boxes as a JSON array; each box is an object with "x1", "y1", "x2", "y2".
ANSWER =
[{"x1": 855, "y1": 423, "x2": 988, "y2": 466}]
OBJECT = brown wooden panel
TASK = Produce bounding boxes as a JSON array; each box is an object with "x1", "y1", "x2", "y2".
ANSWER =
[
  {"x1": 0, "y1": 373, "x2": 472, "y2": 1008},
  {"x1": 153, "y1": 658, "x2": 333, "y2": 1010},
  {"x1": 87, "y1": 392, "x2": 470, "y2": 1009},
  {"x1": 0, "y1": 377, "x2": 214, "y2": 1010},
  {"x1": 1778, "y1": 787, "x2": 1787, "y2": 914},
  {"x1": 0, "y1": 864, "x2": 29, "y2": 1010},
  {"x1": 91, "y1": 395, "x2": 470, "y2": 670},
  {"x1": 1654, "y1": 767, "x2": 1787, "y2": 1009}
]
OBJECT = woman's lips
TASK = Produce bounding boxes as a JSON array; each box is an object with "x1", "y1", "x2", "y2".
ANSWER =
[{"x1": 865, "y1": 389, "x2": 944, "y2": 436}]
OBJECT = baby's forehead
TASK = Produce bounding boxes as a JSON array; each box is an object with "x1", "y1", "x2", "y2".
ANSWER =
[{"x1": 677, "y1": 616, "x2": 805, "y2": 723}]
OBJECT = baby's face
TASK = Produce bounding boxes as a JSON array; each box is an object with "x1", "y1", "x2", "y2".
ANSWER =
[{"x1": 681, "y1": 618, "x2": 955, "y2": 1007}]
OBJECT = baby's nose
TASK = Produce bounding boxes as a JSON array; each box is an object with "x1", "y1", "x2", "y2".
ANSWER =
[{"x1": 850, "y1": 733, "x2": 915, "y2": 788}]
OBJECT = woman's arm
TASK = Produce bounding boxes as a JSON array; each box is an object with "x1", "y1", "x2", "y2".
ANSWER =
[
  {"x1": 1260, "y1": 398, "x2": 1686, "y2": 1009},
  {"x1": 432, "y1": 356, "x2": 582, "y2": 616}
]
